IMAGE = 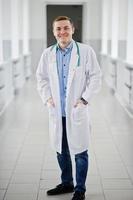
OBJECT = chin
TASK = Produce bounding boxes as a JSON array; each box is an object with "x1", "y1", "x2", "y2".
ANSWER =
[
  {"x1": 60, "y1": 38, "x2": 67, "y2": 42},
  {"x1": 59, "y1": 41, "x2": 67, "y2": 45}
]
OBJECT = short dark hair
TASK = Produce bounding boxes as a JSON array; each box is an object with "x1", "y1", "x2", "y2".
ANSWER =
[{"x1": 52, "y1": 16, "x2": 74, "y2": 27}]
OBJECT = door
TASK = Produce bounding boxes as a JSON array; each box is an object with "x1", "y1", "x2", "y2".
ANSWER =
[{"x1": 46, "y1": 5, "x2": 83, "y2": 47}]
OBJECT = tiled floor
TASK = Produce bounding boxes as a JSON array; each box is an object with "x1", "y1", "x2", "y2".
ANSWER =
[{"x1": 0, "y1": 77, "x2": 133, "y2": 200}]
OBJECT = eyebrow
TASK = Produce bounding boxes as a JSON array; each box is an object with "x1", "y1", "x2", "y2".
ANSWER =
[{"x1": 56, "y1": 25, "x2": 70, "y2": 28}]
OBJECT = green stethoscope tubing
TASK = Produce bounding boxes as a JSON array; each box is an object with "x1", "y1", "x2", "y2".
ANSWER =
[
  {"x1": 50, "y1": 41, "x2": 80, "y2": 67},
  {"x1": 75, "y1": 41, "x2": 80, "y2": 67}
]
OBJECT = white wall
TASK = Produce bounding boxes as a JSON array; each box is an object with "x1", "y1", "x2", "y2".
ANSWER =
[
  {"x1": 30, "y1": 0, "x2": 46, "y2": 41},
  {"x1": 0, "y1": 0, "x2": 3, "y2": 62},
  {"x1": 126, "y1": 0, "x2": 133, "y2": 64},
  {"x1": 118, "y1": 0, "x2": 128, "y2": 40},
  {"x1": 2, "y1": 0, "x2": 11, "y2": 41},
  {"x1": 86, "y1": 0, "x2": 102, "y2": 40}
]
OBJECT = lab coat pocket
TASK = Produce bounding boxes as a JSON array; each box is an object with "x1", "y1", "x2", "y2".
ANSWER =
[
  {"x1": 71, "y1": 104, "x2": 90, "y2": 150},
  {"x1": 48, "y1": 105, "x2": 56, "y2": 132},
  {"x1": 47, "y1": 104, "x2": 58, "y2": 148},
  {"x1": 72, "y1": 104, "x2": 88, "y2": 122},
  {"x1": 48, "y1": 104, "x2": 55, "y2": 116}
]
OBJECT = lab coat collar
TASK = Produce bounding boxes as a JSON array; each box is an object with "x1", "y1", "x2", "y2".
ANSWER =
[
  {"x1": 56, "y1": 40, "x2": 73, "y2": 53},
  {"x1": 66, "y1": 40, "x2": 80, "y2": 96}
]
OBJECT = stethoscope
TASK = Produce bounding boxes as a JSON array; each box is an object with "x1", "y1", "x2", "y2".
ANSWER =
[{"x1": 50, "y1": 41, "x2": 80, "y2": 67}]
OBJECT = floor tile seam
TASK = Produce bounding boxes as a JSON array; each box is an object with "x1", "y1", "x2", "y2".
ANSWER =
[
  {"x1": 3, "y1": 130, "x2": 33, "y2": 200},
  {"x1": 36, "y1": 147, "x2": 48, "y2": 200},
  {"x1": 89, "y1": 141, "x2": 106, "y2": 200},
  {"x1": 102, "y1": 114, "x2": 133, "y2": 186}
]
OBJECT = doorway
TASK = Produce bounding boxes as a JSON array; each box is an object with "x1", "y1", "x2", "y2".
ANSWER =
[{"x1": 46, "y1": 5, "x2": 83, "y2": 47}]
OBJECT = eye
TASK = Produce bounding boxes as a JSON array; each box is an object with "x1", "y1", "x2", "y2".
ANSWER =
[
  {"x1": 56, "y1": 27, "x2": 61, "y2": 31},
  {"x1": 64, "y1": 27, "x2": 70, "y2": 31}
]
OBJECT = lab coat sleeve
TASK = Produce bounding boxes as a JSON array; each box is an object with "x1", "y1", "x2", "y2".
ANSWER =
[
  {"x1": 36, "y1": 51, "x2": 52, "y2": 105},
  {"x1": 82, "y1": 48, "x2": 102, "y2": 102}
]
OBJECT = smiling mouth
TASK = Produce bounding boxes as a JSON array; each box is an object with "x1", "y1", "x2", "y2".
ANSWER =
[{"x1": 60, "y1": 36, "x2": 68, "y2": 39}]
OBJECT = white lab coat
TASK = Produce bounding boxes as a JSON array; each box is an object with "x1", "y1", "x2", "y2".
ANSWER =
[{"x1": 36, "y1": 41, "x2": 101, "y2": 154}]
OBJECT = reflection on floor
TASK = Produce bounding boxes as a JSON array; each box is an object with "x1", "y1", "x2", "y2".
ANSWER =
[{"x1": 0, "y1": 78, "x2": 133, "y2": 200}]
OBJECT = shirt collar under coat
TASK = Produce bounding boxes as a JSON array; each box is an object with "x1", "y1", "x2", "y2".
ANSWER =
[
  {"x1": 56, "y1": 41, "x2": 73, "y2": 55},
  {"x1": 50, "y1": 40, "x2": 79, "y2": 69}
]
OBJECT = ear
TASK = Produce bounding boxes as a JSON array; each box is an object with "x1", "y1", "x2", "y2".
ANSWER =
[
  {"x1": 53, "y1": 29, "x2": 55, "y2": 37},
  {"x1": 72, "y1": 26, "x2": 75, "y2": 34}
]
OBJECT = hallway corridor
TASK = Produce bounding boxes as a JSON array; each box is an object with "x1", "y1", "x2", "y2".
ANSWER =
[{"x1": 0, "y1": 78, "x2": 133, "y2": 200}]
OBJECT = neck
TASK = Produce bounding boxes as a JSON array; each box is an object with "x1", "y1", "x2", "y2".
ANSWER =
[{"x1": 58, "y1": 40, "x2": 72, "y2": 49}]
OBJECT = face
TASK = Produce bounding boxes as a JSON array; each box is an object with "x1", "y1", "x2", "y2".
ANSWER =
[{"x1": 53, "y1": 20, "x2": 75, "y2": 49}]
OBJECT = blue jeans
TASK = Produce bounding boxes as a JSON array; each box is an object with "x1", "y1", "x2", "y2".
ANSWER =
[{"x1": 57, "y1": 117, "x2": 88, "y2": 193}]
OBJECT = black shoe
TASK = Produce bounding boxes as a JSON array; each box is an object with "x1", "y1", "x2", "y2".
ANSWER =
[
  {"x1": 47, "y1": 183, "x2": 74, "y2": 195},
  {"x1": 71, "y1": 191, "x2": 85, "y2": 200}
]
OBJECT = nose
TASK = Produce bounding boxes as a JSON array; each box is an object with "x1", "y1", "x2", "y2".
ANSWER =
[{"x1": 60, "y1": 28, "x2": 65, "y2": 34}]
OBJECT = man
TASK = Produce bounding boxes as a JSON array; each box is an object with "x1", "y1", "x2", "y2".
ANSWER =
[{"x1": 36, "y1": 16, "x2": 101, "y2": 200}]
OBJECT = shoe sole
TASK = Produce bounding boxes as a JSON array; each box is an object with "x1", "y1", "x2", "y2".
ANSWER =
[{"x1": 47, "y1": 190, "x2": 74, "y2": 196}]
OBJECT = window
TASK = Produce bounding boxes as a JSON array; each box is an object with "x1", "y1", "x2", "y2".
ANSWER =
[
  {"x1": 126, "y1": 0, "x2": 133, "y2": 64},
  {"x1": 11, "y1": 0, "x2": 19, "y2": 59},
  {"x1": 111, "y1": 0, "x2": 119, "y2": 58},
  {"x1": 0, "y1": 0, "x2": 3, "y2": 62},
  {"x1": 101, "y1": 0, "x2": 108, "y2": 54},
  {"x1": 23, "y1": 0, "x2": 30, "y2": 54}
]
